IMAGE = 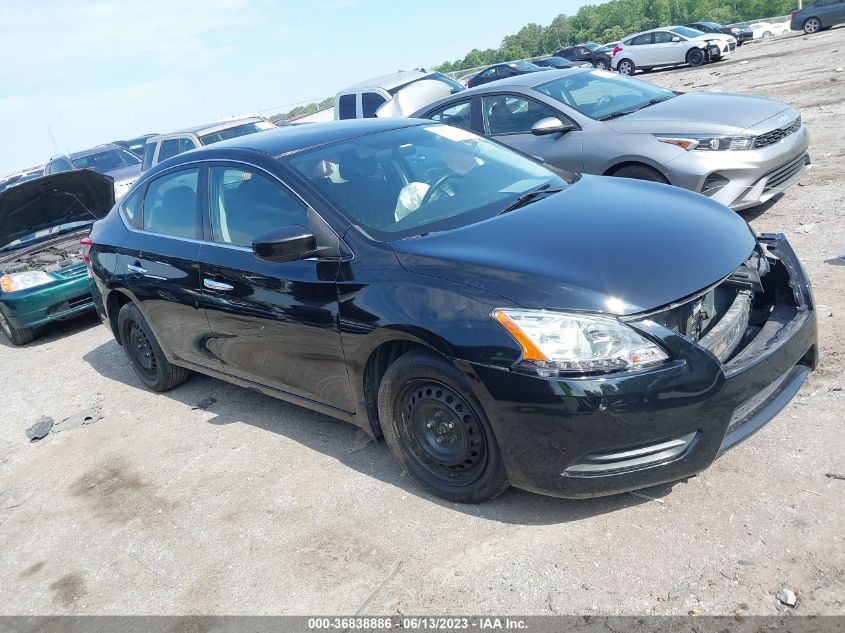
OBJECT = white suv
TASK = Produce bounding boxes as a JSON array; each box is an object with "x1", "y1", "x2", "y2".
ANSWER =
[{"x1": 611, "y1": 26, "x2": 734, "y2": 75}]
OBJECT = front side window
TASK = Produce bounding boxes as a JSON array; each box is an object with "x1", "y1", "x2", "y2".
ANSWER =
[
  {"x1": 209, "y1": 166, "x2": 308, "y2": 248},
  {"x1": 482, "y1": 95, "x2": 559, "y2": 135},
  {"x1": 478, "y1": 68, "x2": 496, "y2": 79},
  {"x1": 142, "y1": 168, "x2": 199, "y2": 238},
  {"x1": 157, "y1": 139, "x2": 183, "y2": 163},
  {"x1": 72, "y1": 148, "x2": 140, "y2": 173},
  {"x1": 361, "y1": 92, "x2": 387, "y2": 118},
  {"x1": 287, "y1": 124, "x2": 573, "y2": 240},
  {"x1": 426, "y1": 100, "x2": 473, "y2": 131},
  {"x1": 535, "y1": 70, "x2": 675, "y2": 120},
  {"x1": 142, "y1": 142, "x2": 157, "y2": 170},
  {"x1": 671, "y1": 26, "x2": 704, "y2": 38},
  {"x1": 653, "y1": 31, "x2": 675, "y2": 43}
]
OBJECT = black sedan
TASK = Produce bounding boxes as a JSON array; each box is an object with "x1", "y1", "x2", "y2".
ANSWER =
[
  {"x1": 531, "y1": 56, "x2": 577, "y2": 69},
  {"x1": 466, "y1": 61, "x2": 548, "y2": 88},
  {"x1": 685, "y1": 21, "x2": 753, "y2": 45},
  {"x1": 552, "y1": 43, "x2": 613, "y2": 70},
  {"x1": 85, "y1": 119, "x2": 817, "y2": 503}
]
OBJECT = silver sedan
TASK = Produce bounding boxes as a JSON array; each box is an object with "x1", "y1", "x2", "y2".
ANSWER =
[{"x1": 410, "y1": 68, "x2": 809, "y2": 211}]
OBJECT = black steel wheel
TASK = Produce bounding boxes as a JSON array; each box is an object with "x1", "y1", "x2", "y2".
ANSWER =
[
  {"x1": 117, "y1": 302, "x2": 190, "y2": 391},
  {"x1": 687, "y1": 48, "x2": 706, "y2": 66},
  {"x1": 378, "y1": 350, "x2": 508, "y2": 503}
]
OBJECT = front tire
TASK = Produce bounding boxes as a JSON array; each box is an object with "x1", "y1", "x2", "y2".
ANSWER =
[
  {"x1": 0, "y1": 309, "x2": 34, "y2": 346},
  {"x1": 616, "y1": 59, "x2": 635, "y2": 75},
  {"x1": 117, "y1": 302, "x2": 190, "y2": 391},
  {"x1": 803, "y1": 18, "x2": 822, "y2": 34},
  {"x1": 611, "y1": 164, "x2": 668, "y2": 184},
  {"x1": 378, "y1": 350, "x2": 509, "y2": 503},
  {"x1": 687, "y1": 48, "x2": 706, "y2": 66}
]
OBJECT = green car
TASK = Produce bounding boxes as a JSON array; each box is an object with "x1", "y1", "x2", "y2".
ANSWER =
[{"x1": 0, "y1": 170, "x2": 114, "y2": 345}]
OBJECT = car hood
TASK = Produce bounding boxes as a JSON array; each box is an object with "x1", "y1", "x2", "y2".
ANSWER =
[
  {"x1": 604, "y1": 92, "x2": 792, "y2": 135},
  {"x1": 0, "y1": 170, "x2": 115, "y2": 250},
  {"x1": 104, "y1": 163, "x2": 142, "y2": 184},
  {"x1": 391, "y1": 175, "x2": 755, "y2": 316}
]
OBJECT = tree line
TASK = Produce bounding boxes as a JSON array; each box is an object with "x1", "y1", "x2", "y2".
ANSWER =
[
  {"x1": 434, "y1": 0, "x2": 796, "y2": 73},
  {"x1": 268, "y1": 97, "x2": 335, "y2": 124}
]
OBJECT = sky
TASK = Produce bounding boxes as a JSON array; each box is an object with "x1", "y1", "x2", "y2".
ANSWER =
[{"x1": 0, "y1": 0, "x2": 587, "y2": 175}]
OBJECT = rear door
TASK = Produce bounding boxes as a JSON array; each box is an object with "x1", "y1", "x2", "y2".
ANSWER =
[
  {"x1": 197, "y1": 162, "x2": 354, "y2": 413},
  {"x1": 120, "y1": 165, "x2": 218, "y2": 367},
  {"x1": 481, "y1": 93, "x2": 583, "y2": 172},
  {"x1": 626, "y1": 33, "x2": 655, "y2": 66}
]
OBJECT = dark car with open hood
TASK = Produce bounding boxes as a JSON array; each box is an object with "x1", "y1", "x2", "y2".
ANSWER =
[
  {"x1": 85, "y1": 120, "x2": 817, "y2": 503},
  {"x1": 0, "y1": 170, "x2": 114, "y2": 345}
]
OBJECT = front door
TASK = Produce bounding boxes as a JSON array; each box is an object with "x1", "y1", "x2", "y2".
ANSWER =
[
  {"x1": 120, "y1": 165, "x2": 219, "y2": 368},
  {"x1": 198, "y1": 163, "x2": 354, "y2": 413},
  {"x1": 481, "y1": 94, "x2": 584, "y2": 172}
]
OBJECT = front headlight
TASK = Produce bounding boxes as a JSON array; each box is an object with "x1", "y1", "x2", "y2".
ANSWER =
[
  {"x1": 731, "y1": 27, "x2": 741, "y2": 33},
  {"x1": 493, "y1": 309, "x2": 669, "y2": 376},
  {"x1": 657, "y1": 135, "x2": 755, "y2": 151},
  {"x1": 0, "y1": 271, "x2": 54, "y2": 293}
]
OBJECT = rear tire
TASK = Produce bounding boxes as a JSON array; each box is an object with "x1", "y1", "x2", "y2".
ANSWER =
[
  {"x1": 803, "y1": 18, "x2": 821, "y2": 34},
  {"x1": 687, "y1": 48, "x2": 706, "y2": 66},
  {"x1": 117, "y1": 302, "x2": 190, "y2": 392},
  {"x1": 0, "y1": 309, "x2": 34, "y2": 346},
  {"x1": 616, "y1": 59, "x2": 635, "y2": 75},
  {"x1": 377, "y1": 350, "x2": 509, "y2": 503},
  {"x1": 611, "y1": 164, "x2": 668, "y2": 184},
  {"x1": 594, "y1": 59, "x2": 609, "y2": 70}
]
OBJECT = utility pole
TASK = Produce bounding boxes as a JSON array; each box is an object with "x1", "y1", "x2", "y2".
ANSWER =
[{"x1": 45, "y1": 125, "x2": 60, "y2": 155}]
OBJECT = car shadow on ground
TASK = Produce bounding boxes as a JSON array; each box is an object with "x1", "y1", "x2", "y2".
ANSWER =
[
  {"x1": 0, "y1": 311, "x2": 102, "y2": 350},
  {"x1": 82, "y1": 338, "x2": 678, "y2": 526}
]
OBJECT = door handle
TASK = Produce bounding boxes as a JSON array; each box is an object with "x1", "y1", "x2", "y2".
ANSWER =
[
  {"x1": 203, "y1": 278, "x2": 234, "y2": 291},
  {"x1": 127, "y1": 263, "x2": 147, "y2": 274}
]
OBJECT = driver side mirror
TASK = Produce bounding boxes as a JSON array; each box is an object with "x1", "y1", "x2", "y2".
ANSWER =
[
  {"x1": 531, "y1": 117, "x2": 575, "y2": 136},
  {"x1": 253, "y1": 225, "x2": 316, "y2": 263},
  {"x1": 672, "y1": 36, "x2": 682, "y2": 42}
]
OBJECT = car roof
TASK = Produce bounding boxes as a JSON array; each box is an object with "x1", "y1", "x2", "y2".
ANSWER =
[
  {"x1": 155, "y1": 116, "x2": 266, "y2": 138},
  {"x1": 197, "y1": 118, "x2": 426, "y2": 157},
  {"x1": 466, "y1": 67, "x2": 586, "y2": 92},
  {"x1": 64, "y1": 143, "x2": 124, "y2": 160},
  {"x1": 339, "y1": 69, "x2": 435, "y2": 92}
]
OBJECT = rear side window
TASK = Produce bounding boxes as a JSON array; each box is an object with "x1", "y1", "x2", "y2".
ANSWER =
[
  {"x1": 631, "y1": 34, "x2": 653, "y2": 45},
  {"x1": 142, "y1": 169, "x2": 200, "y2": 239},
  {"x1": 209, "y1": 166, "x2": 308, "y2": 248},
  {"x1": 338, "y1": 94, "x2": 356, "y2": 120},
  {"x1": 122, "y1": 188, "x2": 144, "y2": 229},
  {"x1": 142, "y1": 142, "x2": 156, "y2": 171},
  {"x1": 361, "y1": 92, "x2": 387, "y2": 118}
]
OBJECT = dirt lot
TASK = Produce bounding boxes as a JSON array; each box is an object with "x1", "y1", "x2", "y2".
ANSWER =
[{"x1": 1, "y1": 29, "x2": 843, "y2": 617}]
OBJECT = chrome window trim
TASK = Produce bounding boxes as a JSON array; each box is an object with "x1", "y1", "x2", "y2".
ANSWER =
[{"x1": 117, "y1": 157, "x2": 349, "y2": 258}]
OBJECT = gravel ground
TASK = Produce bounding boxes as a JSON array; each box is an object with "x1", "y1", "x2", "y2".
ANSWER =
[{"x1": 1, "y1": 29, "x2": 843, "y2": 617}]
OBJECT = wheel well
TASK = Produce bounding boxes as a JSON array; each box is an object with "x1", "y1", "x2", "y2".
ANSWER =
[
  {"x1": 363, "y1": 340, "x2": 432, "y2": 437},
  {"x1": 106, "y1": 291, "x2": 132, "y2": 344},
  {"x1": 686, "y1": 47, "x2": 703, "y2": 60},
  {"x1": 604, "y1": 161, "x2": 666, "y2": 181}
]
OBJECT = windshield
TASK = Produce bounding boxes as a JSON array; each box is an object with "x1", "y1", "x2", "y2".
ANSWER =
[
  {"x1": 199, "y1": 120, "x2": 275, "y2": 145},
  {"x1": 71, "y1": 148, "x2": 139, "y2": 173},
  {"x1": 0, "y1": 220, "x2": 92, "y2": 251},
  {"x1": 534, "y1": 70, "x2": 675, "y2": 120},
  {"x1": 671, "y1": 26, "x2": 706, "y2": 38},
  {"x1": 287, "y1": 125, "x2": 572, "y2": 240}
]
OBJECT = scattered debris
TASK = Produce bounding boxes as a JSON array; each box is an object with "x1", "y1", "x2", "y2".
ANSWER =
[
  {"x1": 740, "y1": 60, "x2": 750, "y2": 65},
  {"x1": 25, "y1": 416, "x2": 53, "y2": 442},
  {"x1": 348, "y1": 428, "x2": 375, "y2": 454},
  {"x1": 688, "y1": 608, "x2": 702, "y2": 616},
  {"x1": 795, "y1": 223, "x2": 816, "y2": 234},
  {"x1": 629, "y1": 491, "x2": 665, "y2": 504},
  {"x1": 737, "y1": 560, "x2": 754, "y2": 566},
  {"x1": 668, "y1": 587, "x2": 689, "y2": 600},
  {"x1": 825, "y1": 472, "x2": 845, "y2": 481},
  {"x1": 824, "y1": 255, "x2": 845, "y2": 267},
  {"x1": 192, "y1": 397, "x2": 217, "y2": 410},
  {"x1": 836, "y1": 67, "x2": 844, "y2": 72},
  {"x1": 52, "y1": 408, "x2": 103, "y2": 434},
  {"x1": 776, "y1": 588, "x2": 797, "y2": 607},
  {"x1": 797, "y1": 487, "x2": 822, "y2": 496},
  {"x1": 353, "y1": 560, "x2": 402, "y2": 616}
]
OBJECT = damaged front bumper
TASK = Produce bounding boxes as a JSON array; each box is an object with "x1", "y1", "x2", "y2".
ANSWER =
[{"x1": 461, "y1": 234, "x2": 817, "y2": 498}]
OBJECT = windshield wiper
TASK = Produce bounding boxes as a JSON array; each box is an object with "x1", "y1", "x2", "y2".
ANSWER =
[
  {"x1": 599, "y1": 95, "x2": 675, "y2": 121},
  {"x1": 497, "y1": 184, "x2": 565, "y2": 216}
]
